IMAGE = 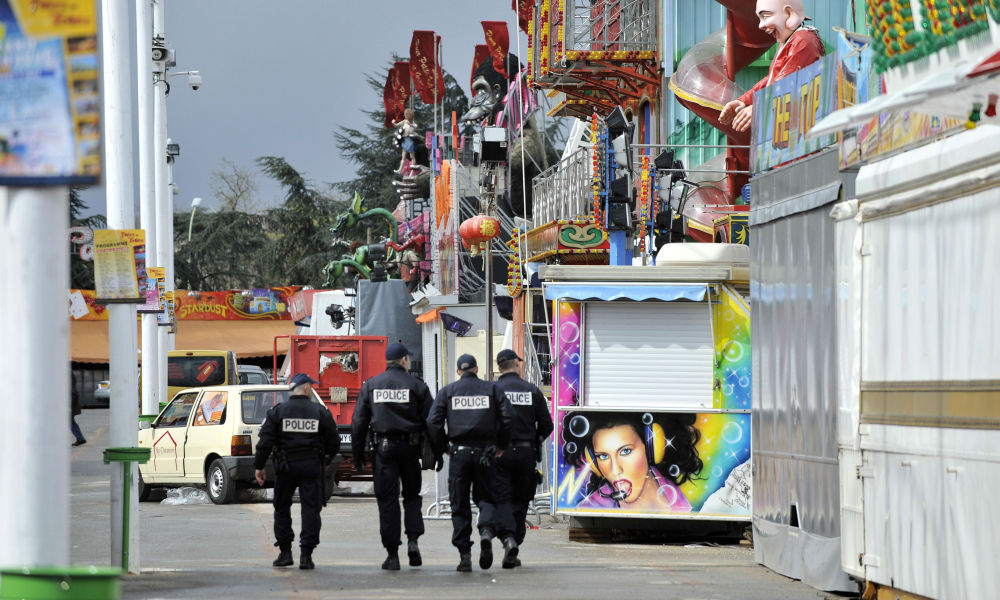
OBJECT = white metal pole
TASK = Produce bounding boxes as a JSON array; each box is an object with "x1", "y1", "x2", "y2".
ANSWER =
[
  {"x1": 166, "y1": 154, "x2": 176, "y2": 351},
  {"x1": 137, "y1": 0, "x2": 159, "y2": 418},
  {"x1": 101, "y1": 0, "x2": 140, "y2": 572},
  {"x1": 0, "y1": 187, "x2": 71, "y2": 567},
  {"x1": 153, "y1": 0, "x2": 171, "y2": 392}
]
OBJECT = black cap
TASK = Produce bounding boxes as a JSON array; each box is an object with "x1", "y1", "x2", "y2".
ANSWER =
[
  {"x1": 457, "y1": 354, "x2": 477, "y2": 371},
  {"x1": 288, "y1": 373, "x2": 319, "y2": 388},
  {"x1": 385, "y1": 342, "x2": 412, "y2": 360},
  {"x1": 496, "y1": 349, "x2": 522, "y2": 364}
]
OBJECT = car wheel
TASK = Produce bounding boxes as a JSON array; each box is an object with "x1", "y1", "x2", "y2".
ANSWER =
[
  {"x1": 138, "y1": 470, "x2": 152, "y2": 502},
  {"x1": 207, "y1": 459, "x2": 235, "y2": 504}
]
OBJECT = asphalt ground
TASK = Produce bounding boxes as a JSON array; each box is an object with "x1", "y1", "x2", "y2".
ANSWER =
[{"x1": 70, "y1": 409, "x2": 833, "y2": 600}]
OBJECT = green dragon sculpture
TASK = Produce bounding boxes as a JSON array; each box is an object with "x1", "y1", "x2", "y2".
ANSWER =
[
  {"x1": 322, "y1": 243, "x2": 371, "y2": 286},
  {"x1": 330, "y1": 192, "x2": 398, "y2": 242}
]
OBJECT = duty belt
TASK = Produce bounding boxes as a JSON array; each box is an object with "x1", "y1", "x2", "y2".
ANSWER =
[
  {"x1": 375, "y1": 431, "x2": 422, "y2": 445},
  {"x1": 450, "y1": 443, "x2": 486, "y2": 452},
  {"x1": 511, "y1": 441, "x2": 535, "y2": 448}
]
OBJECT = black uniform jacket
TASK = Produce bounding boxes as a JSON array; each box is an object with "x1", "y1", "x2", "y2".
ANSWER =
[
  {"x1": 254, "y1": 394, "x2": 340, "y2": 469},
  {"x1": 495, "y1": 372, "x2": 554, "y2": 445},
  {"x1": 425, "y1": 372, "x2": 512, "y2": 455},
  {"x1": 352, "y1": 364, "x2": 434, "y2": 457}
]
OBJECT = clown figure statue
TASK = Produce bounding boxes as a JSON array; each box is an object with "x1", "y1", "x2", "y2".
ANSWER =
[{"x1": 719, "y1": 0, "x2": 825, "y2": 132}]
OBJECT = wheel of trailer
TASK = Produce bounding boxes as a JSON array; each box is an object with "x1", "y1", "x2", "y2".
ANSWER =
[
  {"x1": 207, "y1": 459, "x2": 235, "y2": 504},
  {"x1": 138, "y1": 470, "x2": 152, "y2": 502}
]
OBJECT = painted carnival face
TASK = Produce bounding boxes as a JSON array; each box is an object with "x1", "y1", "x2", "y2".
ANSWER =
[
  {"x1": 755, "y1": 0, "x2": 805, "y2": 44},
  {"x1": 591, "y1": 425, "x2": 650, "y2": 503}
]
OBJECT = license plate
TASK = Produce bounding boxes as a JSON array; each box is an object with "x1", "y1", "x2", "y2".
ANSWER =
[{"x1": 339, "y1": 432, "x2": 352, "y2": 444}]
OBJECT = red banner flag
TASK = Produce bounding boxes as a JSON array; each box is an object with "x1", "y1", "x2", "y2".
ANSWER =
[
  {"x1": 470, "y1": 44, "x2": 491, "y2": 90},
  {"x1": 481, "y1": 21, "x2": 509, "y2": 78},
  {"x1": 390, "y1": 61, "x2": 411, "y2": 128},
  {"x1": 383, "y1": 65, "x2": 399, "y2": 129},
  {"x1": 512, "y1": 0, "x2": 532, "y2": 34},
  {"x1": 410, "y1": 30, "x2": 445, "y2": 104}
]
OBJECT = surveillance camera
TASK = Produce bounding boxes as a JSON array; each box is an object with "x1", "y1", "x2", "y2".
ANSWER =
[{"x1": 187, "y1": 71, "x2": 202, "y2": 91}]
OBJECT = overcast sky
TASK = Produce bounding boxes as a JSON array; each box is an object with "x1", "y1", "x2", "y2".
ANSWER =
[{"x1": 80, "y1": 0, "x2": 528, "y2": 217}]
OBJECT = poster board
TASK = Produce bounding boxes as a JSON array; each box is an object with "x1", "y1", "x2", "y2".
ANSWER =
[
  {"x1": 0, "y1": 0, "x2": 101, "y2": 184},
  {"x1": 93, "y1": 229, "x2": 144, "y2": 303}
]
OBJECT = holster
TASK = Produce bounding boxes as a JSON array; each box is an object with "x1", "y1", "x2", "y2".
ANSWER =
[{"x1": 274, "y1": 450, "x2": 289, "y2": 473}]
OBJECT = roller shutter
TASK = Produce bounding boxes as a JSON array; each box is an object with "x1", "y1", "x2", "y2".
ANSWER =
[{"x1": 584, "y1": 302, "x2": 714, "y2": 409}]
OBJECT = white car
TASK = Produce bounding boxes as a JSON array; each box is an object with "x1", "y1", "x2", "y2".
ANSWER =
[
  {"x1": 137, "y1": 384, "x2": 341, "y2": 504},
  {"x1": 93, "y1": 380, "x2": 110, "y2": 407}
]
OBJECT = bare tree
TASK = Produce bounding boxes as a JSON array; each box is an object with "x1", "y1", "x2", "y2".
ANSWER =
[{"x1": 209, "y1": 158, "x2": 260, "y2": 212}]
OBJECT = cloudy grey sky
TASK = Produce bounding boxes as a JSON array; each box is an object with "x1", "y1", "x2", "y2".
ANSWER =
[{"x1": 81, "y1": 0, "x2": 528, "y2": 216}]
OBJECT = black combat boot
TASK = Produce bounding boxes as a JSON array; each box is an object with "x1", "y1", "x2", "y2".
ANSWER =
[
  {"x1": 479, "y1": 532, "x2": 494, "y2": 570},
  {"x1": 299, "y1": 549, "x2": 315, "y2": 570},
  {"x1": 501, "y1": 537, "x2": 519, "y2": 569},
  {"x1": 407, "y1": 539, "x2": 422, "y2": 567},
  {"x1": 272, "y1": 546, "x2": 293, "y2": 568},
  {"x1": 457, "y1": 552, "x2": 472, "y2": 572},
  {"x1": 381, "y1": 548, "x2": 400, "y2": 571}
]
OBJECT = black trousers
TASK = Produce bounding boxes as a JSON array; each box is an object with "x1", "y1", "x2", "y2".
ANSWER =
[
  {"x1": 273, "y1": 458, "x2": 324, "y2": 551},
  {"x1": 496, "y1": 447, "x2": 538, "y2": 545},
  {"x1": 447, "y1": 446, "x2": 514, "y2": 553},
  {"x1": 373, "y1": 437, "x2": 425, "y2": 550}
]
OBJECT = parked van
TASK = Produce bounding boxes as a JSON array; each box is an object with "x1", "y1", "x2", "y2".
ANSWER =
[{"x1": 166, "y1": 350, "x2": 238, "y2": 405}]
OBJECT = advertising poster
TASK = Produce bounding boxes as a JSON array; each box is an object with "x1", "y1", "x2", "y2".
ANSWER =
[
  {"x1": 750, "y1": 53, "x2": 838, "y2": 173},
  {"x1": 551, "y1": 292, "x2": 751, "y2": 518},
  {"x1": 0, "y1": 0, "x2": 101, "y2": 184},
  {"x1": 556, "y1": 410, "x2": 751, "y2": 516},
  {"x1": 93, "y1": 229, "x2": 142, "y2": 303},
  {"x1": 137, "y1": 267, "x2": 164, "y2": 314},
  {"x1": 120, "y1": 229, "x2": 147, "y2": 296},
  {"x1": 165, "y1": 291, "x2": 176, "y2": 333},
  {"x1": 156, "y1": 279, "x2": 170, "y2": 326}
]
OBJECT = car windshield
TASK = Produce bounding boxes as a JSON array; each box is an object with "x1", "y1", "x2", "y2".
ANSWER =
[
  {"x1": 241, "y1": 390, "x2": 291, "y2": 424},
  {"x1": 157, "y1": 394, "x2": 197, "y2": 427},
  {"x1": 240, "y1": 371, "x2": 268, "y2": 385},
  {"x1": 168, "y1": 356, "x2": 225, "y2": 388}
]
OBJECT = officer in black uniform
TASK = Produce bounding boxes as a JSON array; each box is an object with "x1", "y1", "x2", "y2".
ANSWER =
[
  {"x1": 426, "y1": 354, "x2": 514, "y2": 572},
  {"x1": 352, "y1": 342, "x2": 435, "y2": 571},
  {"x1": 254, "y1": 373, "x2": 339, "y2": 570},
  {"x1": 493, "y1": 349, "x2": 554, "y2": 568}
]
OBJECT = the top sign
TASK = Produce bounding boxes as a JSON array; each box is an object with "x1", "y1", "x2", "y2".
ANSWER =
[{"x1": 0, "y1": 0, "x2": 101, "y2": 185}]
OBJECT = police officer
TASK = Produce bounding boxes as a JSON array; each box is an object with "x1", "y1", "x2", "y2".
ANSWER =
[
  {"x1": 254, "y1": 373, "x2": 339, "y2": 570},
  {"x1": 426, "y1": 354, "x2": 514, "y2": 572},
  {"x1": 493, "y1": 349, "x2": 554, "y2": 568},
  {"x1": 352, "y1": 342, "x2": 434, "y2": 571}
]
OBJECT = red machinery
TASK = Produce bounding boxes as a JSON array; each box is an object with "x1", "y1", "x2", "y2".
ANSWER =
[{"x1": 275, "y1": 335, "x2": 387, "y2": 481}]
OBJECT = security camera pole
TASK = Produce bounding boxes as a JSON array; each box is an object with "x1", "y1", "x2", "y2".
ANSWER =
[{"x1": 137, "y1": 0, "x2": 160, "y2": 421}]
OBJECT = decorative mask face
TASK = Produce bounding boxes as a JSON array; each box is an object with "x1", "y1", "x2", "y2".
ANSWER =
[{"x1": 755, "y1": 0, "x2": 806, "y2": 44}]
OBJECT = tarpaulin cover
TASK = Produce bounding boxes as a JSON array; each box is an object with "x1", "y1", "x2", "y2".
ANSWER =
[
  {"x1": 71, "y1": 319, "x2": 298, "y2": 363},
  {"x1": 749, "y1": 149, "x2": 855, "y2": 592},
  {"x1": 543, "y1": 284, "x2": 707, "y2": 302},
  {"x1": 356, "y1": 279, "x2": 422, "y2": 363}
]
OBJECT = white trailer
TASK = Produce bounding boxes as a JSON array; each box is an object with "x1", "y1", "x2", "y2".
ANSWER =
[{"x1": 834, "y1": 125, "x2": 1000, "y2": 600}]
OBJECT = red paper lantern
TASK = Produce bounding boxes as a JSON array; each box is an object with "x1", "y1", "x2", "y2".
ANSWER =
[{"x1": 459, "y1": 213, "x2": 501, "y2": 257}]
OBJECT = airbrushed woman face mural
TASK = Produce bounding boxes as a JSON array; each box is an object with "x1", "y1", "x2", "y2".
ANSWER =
[{"x1": 561, "y1": 412, "x2": 703, "y2": 512}]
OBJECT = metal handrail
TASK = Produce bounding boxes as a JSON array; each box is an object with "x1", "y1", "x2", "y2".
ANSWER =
[{"x1": 531, "y1": 147, "x2": 594, "y2": 229}]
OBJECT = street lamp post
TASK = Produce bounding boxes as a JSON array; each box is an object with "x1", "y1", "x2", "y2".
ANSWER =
[{"x1": 187, "y1": 197, "x2": 202, "y2": 241}]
